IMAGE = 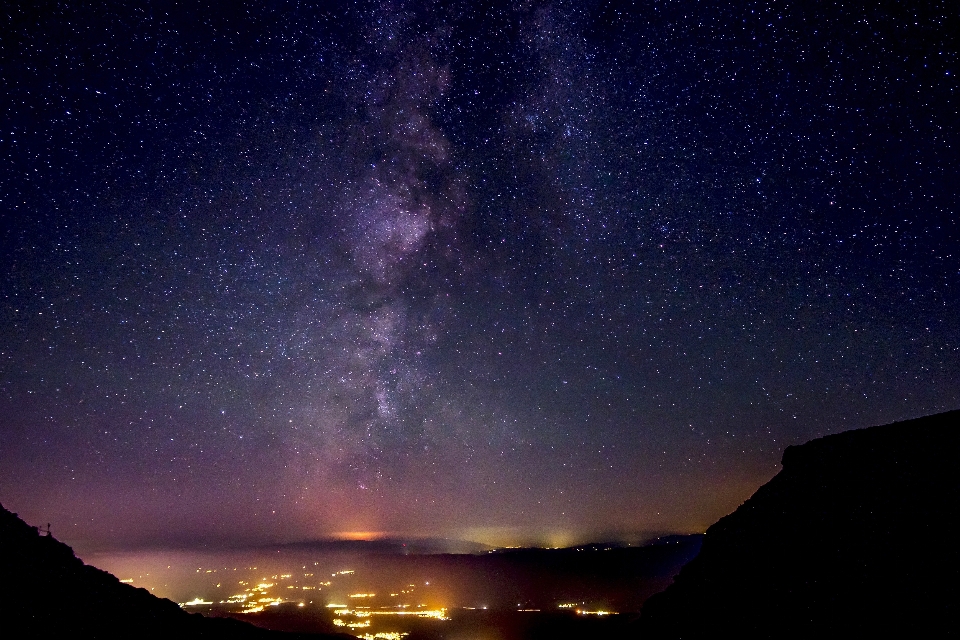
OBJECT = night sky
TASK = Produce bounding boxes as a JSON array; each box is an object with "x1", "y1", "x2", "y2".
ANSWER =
[{"x1": 2, "y1": 1, "x2": 958, "y2": 552}]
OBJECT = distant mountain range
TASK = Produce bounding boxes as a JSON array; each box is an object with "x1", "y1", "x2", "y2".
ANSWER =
[
  {"x1": 638, "y1": 409, "x2": 959, "y2": 638},
  {"x1": 264, "y1": 535, "x2": 493, "y2": 555},
  {"x1": 248, "y1": 533, "x2": 686, "y2": 557},
  {"x1": 0, "y1": 502, "x2": 350, "y2": 639}
]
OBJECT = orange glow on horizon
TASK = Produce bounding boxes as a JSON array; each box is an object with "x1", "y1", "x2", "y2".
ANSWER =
[{"x1": 332, "y1": 531, "x2": 390, "y2": 541}]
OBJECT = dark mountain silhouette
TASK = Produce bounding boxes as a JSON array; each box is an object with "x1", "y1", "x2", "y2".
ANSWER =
[
  {"x1": 638, "y1": 409, "x2": 959, "y2": 639},
  {"x1": 269, "y1": 535, "x2": 492, "y2": 555},
  {"x1": 0, "y1": 503, "x2": 350, "y2": 639}
]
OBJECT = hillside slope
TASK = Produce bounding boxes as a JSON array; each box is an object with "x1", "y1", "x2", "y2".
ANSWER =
[
  {"x1": 639, "y1": 409, "x2": 959, "y2": 638},
  {"x1": 0, "y1": 503, "x2": 346, "y2": 639}
]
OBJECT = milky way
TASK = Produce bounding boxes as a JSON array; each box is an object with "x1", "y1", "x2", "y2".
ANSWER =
[
  {"x1": 295, "y1": 9, "x2": 467, "y2": 482},
  {"x1": 1, "y1": 1, "x2": 958, "y2": 549}
]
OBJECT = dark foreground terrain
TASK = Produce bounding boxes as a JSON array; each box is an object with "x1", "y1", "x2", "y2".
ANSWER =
[
  {"x1": 639, "y1": 409, "x2": 959, "y2": 638},
  {"x1": 0, "y1": 502, "x2": 348, "y2": 639}
]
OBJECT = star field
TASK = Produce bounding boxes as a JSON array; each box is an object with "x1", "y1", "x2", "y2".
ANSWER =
[{"x1": 1, "y1": 1, "x2": 958, "y2": 549}]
